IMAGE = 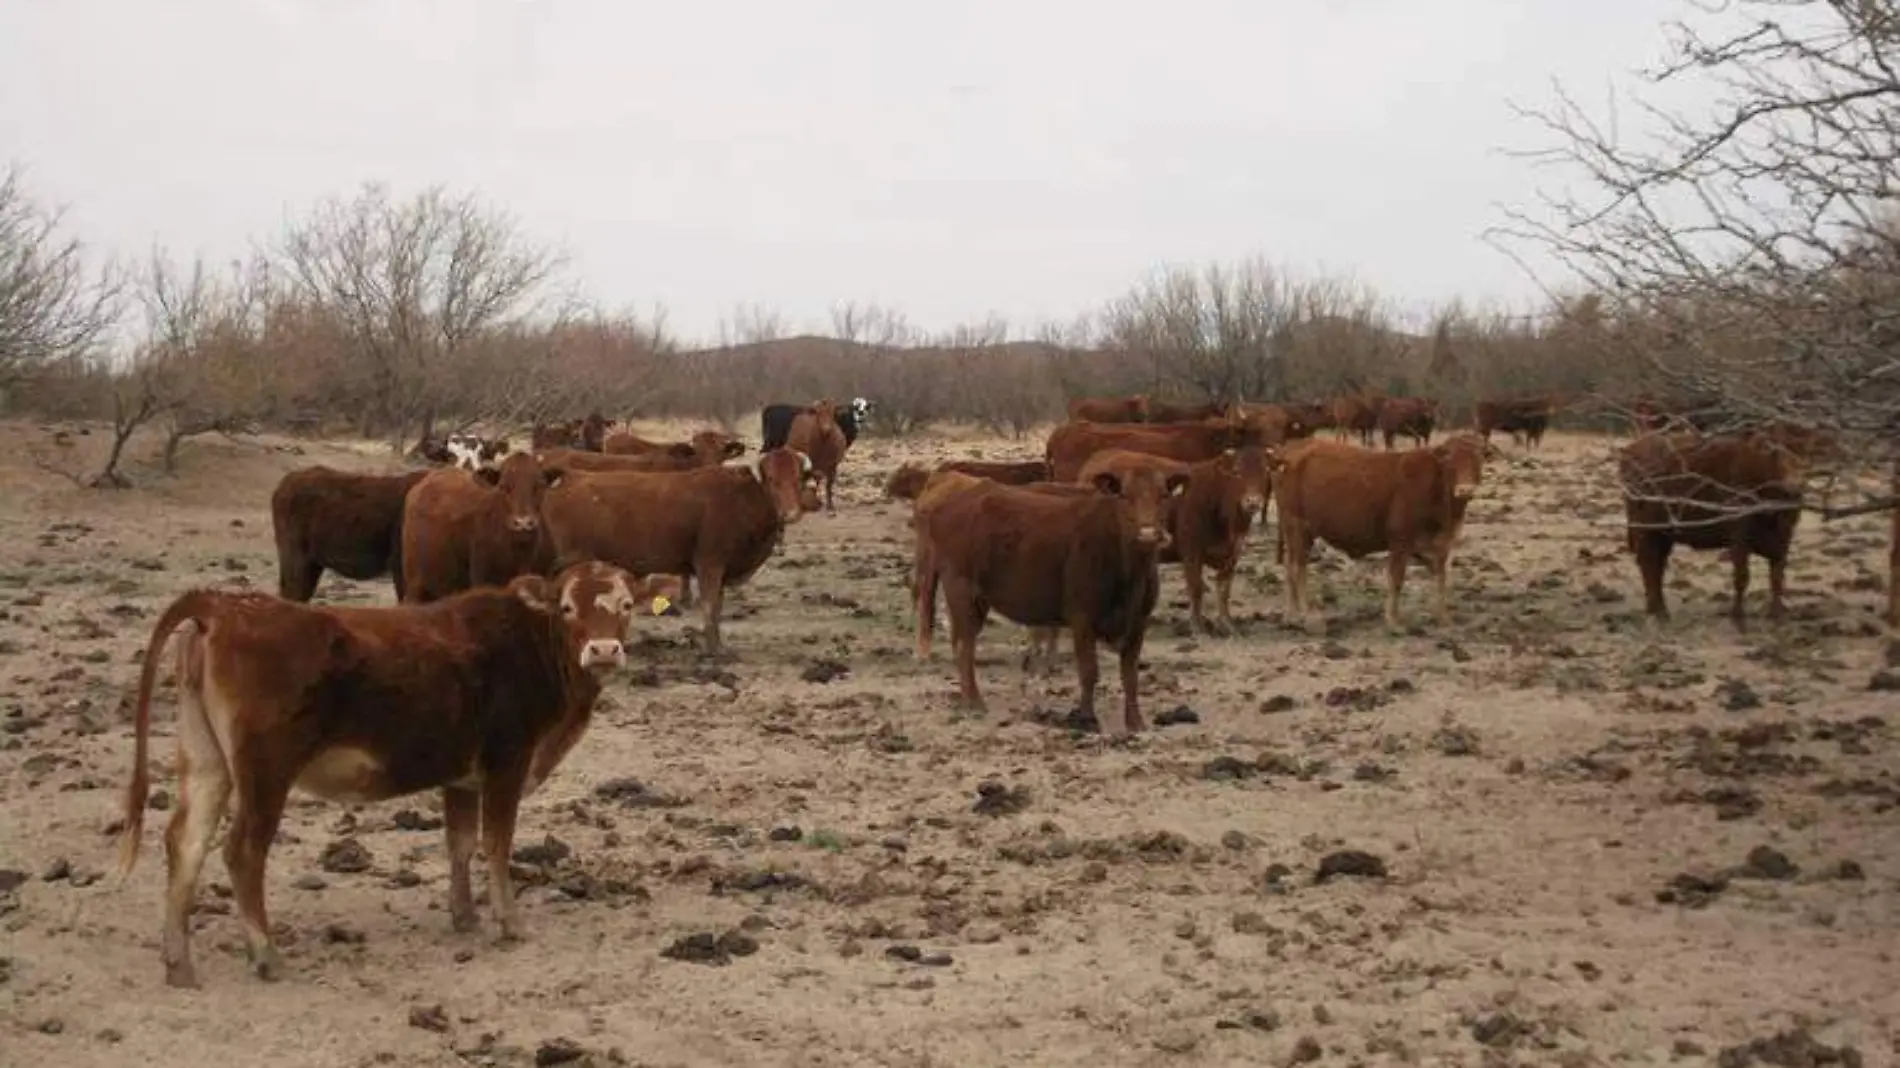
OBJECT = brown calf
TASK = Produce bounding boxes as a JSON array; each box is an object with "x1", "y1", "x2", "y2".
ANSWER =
[
  {"x1": 115, "y1": 561, "x2": 676, "y2": 987},
  {"x1": 1474, "y1": 397, "x2": 1554, "y2": 449},
  {"x1": 539, "y1": 448, "x2": 812, "y2": 654},
  {"x1": 1378, "y1": 397, "x2": 1438, "y2": 449},
  {"x1": 1146, "y1": 398, "x2": 1228, "y2": 423},
  {"x1": 270, "y1": 466, "x2": 426, "y2": 602},
  {"x1": 915, "y1": 468, "x2": 1186, "y2": 735},
  {"x1": 603, "y1": 429, "x2": 745, "y2": 465},
  {"x1": 1618, "y1": 428, "x2": 1824, "y2": 628},
  {"x1": 1067, "y1": 394, "x2": 1149, "y2": 423},
  {"x1": 1330, "y1": 395, "x2": 1383, "y2": 446},
  {"x1": 1082, "y1": 447, "x2": 1274, "y2": 634},
  {"x1": 1277, "y1": 434, "x2": 1492, "y2": 628},
  {"x1": 399, "y1": 453, "x2": 565, "y2": 604},
  {"x1": 884, "y1": 458, "x2": 1051, "y2": 501},
  {"x1": 788, "y1": 400, "x2": 849, "y2": 512},
  {"x1": 1045, "y1": 418, "x2": 1256, "y2": 482},
  {"x1": 530, "y1": 412, "x2": 611, "y2": 453}
]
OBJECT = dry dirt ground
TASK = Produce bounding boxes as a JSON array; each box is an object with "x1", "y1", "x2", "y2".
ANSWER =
[{"x1": 1, "y1": 418, "x2": 1897, "y2": 1068}]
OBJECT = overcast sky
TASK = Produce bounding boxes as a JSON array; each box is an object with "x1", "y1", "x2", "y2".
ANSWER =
[{"x1": 1, "y1": 0, "x2": 1694, "y2": 342}]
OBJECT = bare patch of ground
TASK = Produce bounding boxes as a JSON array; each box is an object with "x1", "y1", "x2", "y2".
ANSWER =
[{"x1": 1, "y1": 420, "x2": 1896, "y2": 1067}]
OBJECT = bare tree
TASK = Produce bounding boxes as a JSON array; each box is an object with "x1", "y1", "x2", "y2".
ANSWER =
[
  {"x1": 1494, "y1": 0, "x2": 1900, "y2": 455},
  {"x1": 137, "y1": 251, "x2": 280, "y2": 470},
  {"x1": 276, "y1": 182, "x2": 564, "y2": 449},
  {"x1": 0, "y1": 164, "x2": 122, "y2": 397},
  {"x1": 1099, "y1": 259, "x2": 1298, "y2": 403},
  {"x1": 832, "y1": 303, "x2": 935, "y2": 435}
]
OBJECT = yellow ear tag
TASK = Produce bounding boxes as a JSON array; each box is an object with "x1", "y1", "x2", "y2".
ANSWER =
[{"x1": 650, "y1": 595, "x2": 672, "y2": 615}]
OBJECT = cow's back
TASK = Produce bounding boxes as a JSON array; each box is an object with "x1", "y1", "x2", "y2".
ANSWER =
[
  {"x1": 1279, "y1": 443, "x2": 1414, "y2": 557},
  {"x1": 400, "y1": 470, "x2": 491, "y2": 601}
]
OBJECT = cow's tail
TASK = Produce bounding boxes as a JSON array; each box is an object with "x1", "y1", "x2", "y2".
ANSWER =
[
  {"x1": 914, "y1": 539, "x2": 939, "y2": 661},
  {"x1": 117, "y1": 590, "x2": 218, "y2": 878}
]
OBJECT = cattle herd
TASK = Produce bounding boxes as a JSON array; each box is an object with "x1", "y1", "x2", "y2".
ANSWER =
[{"x1": 111, "y1": 387, "x2": 1879, "y2": 988}]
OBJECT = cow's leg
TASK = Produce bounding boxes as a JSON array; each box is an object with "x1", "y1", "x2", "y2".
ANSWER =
[
  {"x1": 159, "y1": 682, "x2": 232, "y2": 989},
  {"x1": 1213, "y1": 555, "x2": 1238, "y2": 633},
  {"x1": 1727, "y1": 543, "x2": 1752, "y2": 630},
  {"x1": 480, "y1": 776, "x2": 529, "y2": 943},
  {"x1": 1634, "y1": 533, "x2": 1673, "y2": 623},
  {"x1": 1182, "y1": 551, "x2": 1212, "y2": 634},
  {"x1": 825, "y1": 471, "x2": 837, "y2": 513},
  {"x1": 1119, "y1": 626, "x2": 1147, "y2": 734},
  {"x1": 224, "y1": 768, "x2": 291, "y2": 981},
  {"x1": 1070, "y1": 624, "x2": 1108, "y2": 735},
  {"x1": 277, "y1": 551, "x2": 321, "y2": 603},
  {"x1": 443, "y1": 786, "x2": 481, "y2": 933},
  {"x1": 695, "y1": 564, "x2": 728, "y2": 655},
  {"x1": 1767, "y1": 550, "x2": 1789, "y2": 623},
  {"x1": 675, "y1": 573, "x2": 696, "y2": 610},
  {"x1": 943, "y1": 574, "x2": 988, "y2": 711},
  {"x1": 1432, "y1": 549, "x2": 1453, "y2": 622},
  {"x1": 1383, "y1": 552, "x2": 1408, "y2": 630}
]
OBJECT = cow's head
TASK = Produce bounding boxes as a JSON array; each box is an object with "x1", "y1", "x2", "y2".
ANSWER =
[
  {"x1": 849, "y1": 396, "x2": 873, "y2": 423},
  {"x1": 755, "y1": 447, "x2": 813, "y2": 524},
  {"x1": 883, "y1": 463, "x2": 929, "y2": 501},
  {"x1": 580, "y1": 412, "x2": 611, "y2": 452},
  {"x1": 1093, "y1": 466, "x2": 1189, "y2": 547},
  {"x1": 692, "y1": 429, "x2": 745, "y2": 465},
  {"x1": 509, "y1": 561, "x2": 681, "y2": 794},
  {"x1": 476, "y1": 452, "x2": 563, "y2": 536},
  {"x1": 1434, "y1": 433, "x2": 1490, "y2": 500},
  {"x1": 1230, "y1": 445, "x2": 1271, "y2": 516}
]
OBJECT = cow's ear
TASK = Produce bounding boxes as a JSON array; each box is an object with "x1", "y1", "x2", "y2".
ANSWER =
[
  {"x1": 511, "y1": 574, "x2": 555, "y2": 612},
  {"x1": 796, "y1": 449, "x2": 812, "y2": 475},
  {"x1": 541, "y1": 465, "x2": 567, "y2": 488},
  {"x1": 723, "y1": 440, "x2": 746, "y2": 458},
  {"x1": 1165, "y1": 473, "x2": 1191, "y2": 497},
  {"x1": 1092, "y1": 472, "x2": 1122, "y2": 495},
  {"x1": 474, "y1": 467, "x2": 503, "y2": 488}
]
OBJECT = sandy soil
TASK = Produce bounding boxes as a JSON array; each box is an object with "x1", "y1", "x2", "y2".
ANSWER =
[{"x1": 0, "y1": 418, "x2": 1896, "y2": 1068}]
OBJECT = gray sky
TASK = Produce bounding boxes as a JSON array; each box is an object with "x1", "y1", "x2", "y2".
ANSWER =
[{"x1": 1, "y1": 0, "x2": 1687, "y2": 342}]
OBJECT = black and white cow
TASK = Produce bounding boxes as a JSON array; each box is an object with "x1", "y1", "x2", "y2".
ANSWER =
[{"x1": 761, "y1": 397, "x2": 872, "y2": 451}]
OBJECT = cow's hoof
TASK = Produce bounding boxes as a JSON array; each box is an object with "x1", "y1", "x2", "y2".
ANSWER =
[
  {"x1": 450, "y1": 910, "x2": 479, "y2": 934},
  {"x1": 248, "y1": 948, "x2": 284, "y2": 982},
  {"x1": 164, "y1": 960, "x2": 200, "y2": 989}
]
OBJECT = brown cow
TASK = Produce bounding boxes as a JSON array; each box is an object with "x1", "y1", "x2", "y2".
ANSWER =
[
  {"x1": 535, "y1": 445, "x2": 725, "y2": 474},
  {"x1": 1067, "y1": 394, "x2": 1149, "y2": 423},
  {"x1": 1618, "y1": 427, "x2": 1828, "y2": 628},
  {"x1": 1147, "y1": 398, "x2": 1228, "y2": 423},
  {"x1": 530, "y1": 412, "x2": 611, "y2": 453},
  {"x1": 1285, "y1": 401, "x2": 1335, "y2": 435},
  {"x1": 1234, "y1": 403, "x2": 1316, "y2": 446},
  {"x1": 884, "y1": 459, "x2": 1052, "y2": 501},
  {"x1": 788, "y1": 400, "x2": 849, "y2": 512},
  {"x1": 115, "y1": 560, "x2": 678, "y2": 987},
  {"x1": 1378, "y1": 397, "x2": 1438, "y2": 449},
  {"x1": 1079, "y1": 446, "x2": 1274, "y2": 634},
  {"x1": 1475, "y1": 397, "x2": 1554, "y2": 449},
  {"x1": 914, "y1": 468, "x2": 1186, "y2": 736},
  {"x1": 909, "y1": 472, "x2": 1093, "y2": 663},
  {"x1": 1045, "y1": 418, "x2": 1257, "y2": 482},
  {"x1": 270, "y1": 467, "x2": 426, "y2": 602},
  {"x1": 1277, "y1": 433, "x2": 1493, "y2": 629},
  {"x1": 603, "y1": 428, "x2": 745, "y2": 465},
  {"x1": 539, "y1": 448, "x2": 812, "y2": 655},
  {"x1": 399, "y1": 453, "x2": 565, "y2": 604},
  {"x1": 1330, "y1": 394, "x2": 1383, "y2": 446}
]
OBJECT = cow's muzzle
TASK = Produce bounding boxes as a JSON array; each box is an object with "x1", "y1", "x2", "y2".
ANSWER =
[
  {"x1": 579, "y1": 639, "x2": 627, "y2": 670},
  {"x1": 508, "y1": 515, "x2": 540, "y2": 534}
]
